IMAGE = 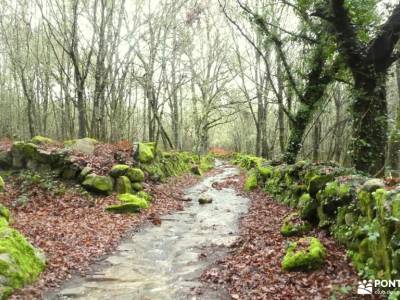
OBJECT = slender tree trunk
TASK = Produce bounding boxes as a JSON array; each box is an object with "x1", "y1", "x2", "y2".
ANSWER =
[
  {"x1": 312, "y1": 120, "x2": 321, "y2": 162},
  {"x1": 76, "y1": 81, "x2": 86, "y2": 138},
  {"x1": 333, "y1": 91, "x2": 342, "y2": 163}
]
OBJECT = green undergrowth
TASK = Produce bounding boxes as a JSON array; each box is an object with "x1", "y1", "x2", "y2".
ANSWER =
[{"x1": 232, "y1": 152, "x2": 400, "y2": 296}]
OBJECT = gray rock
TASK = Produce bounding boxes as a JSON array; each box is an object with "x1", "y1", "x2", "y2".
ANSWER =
[
  {"x1": 361, "y1": 179, "x2": 385, "y2": 192},
  {"x1": 67, "y1": 138, "x2": 98, "y2": 155}
]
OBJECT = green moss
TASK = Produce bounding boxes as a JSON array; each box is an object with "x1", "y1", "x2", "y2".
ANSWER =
[
  {"x1": 142, "y1": 163, "x2": 164, "y2": 182},
  {"x1": 109, "y1": 165, "x2": 130, "y2": 178},
  {"x1": 316, "y1": 181, "x2": 352, "y2": 222},
  {"x1": 136, "y1": 143, "x2": 154, "y2": 163},
  {"x1": 105, "y1": 203, "x2": 141, "y2": 214},
  {"x1": 373, "y1": 189, "x2": 388, "y2": 222},
  {"x1": 136, "y1": 191, "x2": 152, "y2": 202},
  {"x1": 82, "y1": 174, "x2": 114, "y2": 195},
  {"x1": 0, "y1": 217, "x2": 9, "y2": 228},
  {"x1": 280, "y1": 213, "x2": 312, "y2": 237},
  {"x1": 0, "y1": 204, "x2": 10, "y2": 222},
  {"x1": 115, "y1": 176, "x2": 132, "y2": 194},
  {"x1": 117, "y1": 193, "x2": 149, "y2": 209},
  {"x1": 30, "y1": 136, "x2": 54, "y2": 145},
  {"x1": 232, "y1": 154, "x2": 264, "y2": 170},
  {"x1": 298, "y1": 193, "x2": 317, "y2": 221},
  {"x1": 358, "y1": 190, "x2": 375, "y2": 220},
  {"x1": 127, "y1": 168, "x2": 145, "y2": 182},
  {"x1": 0, "y1": 176, "x2": 4, "y2": 192},
  {"x1": 257, "y1": 164, "x2": 273, "y2": 179},
  {"x1": 0, "y1": 226, "x2": 45, "y2": 298},
  {"x1": 244, "y1": 169, "x2": 258, "y2": 191},
  {"x1": 78, "y1": 167, "x2": 93, "y2": 182},
  {"x1": 282, "y1": 237, "x2": 326, "y2": 271},
  {"x1": 308, "y1": 174, "x2": 334, "y2": 197},
  {"x1": 132, "y1": 182, "x2": 144, "y2": 192},
  {"x1": 199, "y1": 155, "x2": 214, "y2": 172},
  {"x1": 63, "y1": 140, "x2": 76, "y2": 146}
]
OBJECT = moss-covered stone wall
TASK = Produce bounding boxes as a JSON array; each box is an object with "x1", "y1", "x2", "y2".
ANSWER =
[{"x1": 232, "y1": 153, "x2": 400, "y2": 283}]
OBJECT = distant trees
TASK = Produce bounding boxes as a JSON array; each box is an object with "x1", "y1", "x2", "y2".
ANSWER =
[{"x1": 0, "y1": 0, "x2": 400, "y2": 176}]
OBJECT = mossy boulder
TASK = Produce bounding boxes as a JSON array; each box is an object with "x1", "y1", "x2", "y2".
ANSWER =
[
  {"x1": 30, "y1": 136, "x2": 54, "y2": 145},
  {"x1": 282, "y1": 237, "x2": 326, "y2": 271},
  {"x1": 308, "y1": 174, "x2": 334, "y2": 198},
  {"x1": 280, "y1": 213, "x2": 312, "y2": 237},
  {"x1": 115, "y1": 176, "x2": 132, "y2": 194},
  {"x1": 0, "y1": 226, "x2": 46, "y2": 299},
  {"x1": 136, "y1": 191, "x2": 152, "y2": 202},
  {"x1": 127, "y1": 168, "x2": 145, "y2": 182},
  {"x1": 110, "y1": 165, "x2": 130, "y2": 178},
  {"x1": 105, "y1": 203, "x2": 141, "y2": 214},
  {"x1": 298, "y1": 193, "x2": 317, "y2": 221},
  {"x1": 11, "y1": 142, "x2": 40, "y2": 168},
  {"x1": 0, "y1": 176, "x2": 4, "y2": 192},
  {"x1": 316, "y1": 181, "x2": 352, "y2": 217},
  {"x1": 136, "y1": 142, "x2": 154, "y2": 163},
  {"x1": 65, "y1": 138, "x2": 98, "y2": 155},
  {"x1": 78, "y1": 167, "x2": 93, "y2": 182},
  {"x1": 244, "y1": 169, "x2": 258, "y2": 191},
  {"x1": 132, "y1": 182, "x2": 144, "y2": 192},
  {"x1": 82, "y1": 174, "x2": 114, "y2": 195},
  {"x1": 117, "y1": 193, "x2": 149, "y2": 209}
]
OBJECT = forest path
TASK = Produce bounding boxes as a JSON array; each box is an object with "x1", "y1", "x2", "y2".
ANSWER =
[{"x1": 48, "y1": 161, "x2": 249, "y2": 300}]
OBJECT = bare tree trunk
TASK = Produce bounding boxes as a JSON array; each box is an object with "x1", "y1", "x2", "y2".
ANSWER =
[{"x1": 312, "y1": 120, "x2": 321, "y2": 162}]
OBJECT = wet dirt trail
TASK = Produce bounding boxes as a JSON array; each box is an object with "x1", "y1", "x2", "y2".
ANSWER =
[{"x1": 48, "y1": 162, "x2": 249, "y2": 300}]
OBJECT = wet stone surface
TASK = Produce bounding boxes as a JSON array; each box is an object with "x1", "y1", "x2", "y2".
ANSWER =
[{"x1": 47, "y1": 163, "x2": 249, "y2": 300}]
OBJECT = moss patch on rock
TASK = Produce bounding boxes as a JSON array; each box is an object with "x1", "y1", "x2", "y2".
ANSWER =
[
  {"x1": 136, "y1": 142, "x2": 154, "y2": 163},
  {"x1": 132, "y1": 182, "x2": 143, "y2": 192},
  {"x1": 109, "y1": 165, "x2": 130, "y2": 178},
  {"x1": 280, "y1": 213, "x2": 311, "y2": 237},
  {"x1": 30, "y1": 136, "x2": 54, "y2": 145},
  {"x1": 127, "y1": 168, "x2": 144, "y2": 182},
  {"x1": 82, "y1": 174, "x2": 114, "y2": 195},
  {"x1": 115, "y1": 176, "x2": 132, "y2": 194},
  {"x1": 0, "y1": 226, "x2": 46, "y2": 299},
  {"x1": 282, "y1": 237, "x2": 326, "y2": 271},
  {"x1": 117, "y1": 193, "x2": 149, "y2": 209},
  {"x1": 136, "y1": 191, "x2": 152, "y2": 202}
]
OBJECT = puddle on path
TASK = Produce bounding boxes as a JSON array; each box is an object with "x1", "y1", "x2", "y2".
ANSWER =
[{"x1": 48, "y1": 162, "x2": 249, "y2": 300}]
